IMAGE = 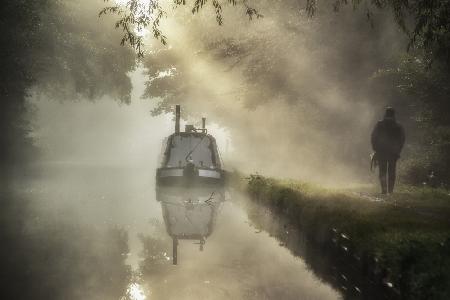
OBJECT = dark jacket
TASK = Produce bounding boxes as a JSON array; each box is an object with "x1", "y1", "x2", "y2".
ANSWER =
[{"x1": 371, "y1": 119, "x2": 405, "y2": 158}]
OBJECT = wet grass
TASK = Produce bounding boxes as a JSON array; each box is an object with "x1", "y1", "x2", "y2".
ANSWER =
[{"x1": 244, "y1": 174, "x2": 450, "y2": 299}]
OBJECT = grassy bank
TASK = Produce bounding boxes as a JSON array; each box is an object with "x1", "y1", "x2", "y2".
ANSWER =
[{"x1": 244, "y1": 175, "x2": 450, "y2": 299}]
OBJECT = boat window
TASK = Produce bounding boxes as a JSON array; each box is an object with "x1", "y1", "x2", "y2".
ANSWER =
[{"x1": 167, "y1": 135, "x2": 214, "y2": 168}]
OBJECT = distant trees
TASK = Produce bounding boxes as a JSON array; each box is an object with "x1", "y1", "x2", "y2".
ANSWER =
[
  {"x1": 307, "y1": 1, "x2": 450, "y2": 64},
  {"x1": 2, "y1": 0, "x2": 449, "y2": 178},
  {"x1": 0, "y1": 0, "x2": 137, "y2": 171},
  {"x1": 101, "y1": 0, "x2": 450, "y2": 184},
  {"x1": 351, "y1": 0, "x2": 450, "y2": 184},
  {"x1": 1, "y1": 2, "x2": 137, "y2": 298},
  {"x1": 0, "y1": 0, "x2": 46, "y2": 170}
]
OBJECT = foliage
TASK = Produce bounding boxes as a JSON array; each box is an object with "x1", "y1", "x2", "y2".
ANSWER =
[
  {"x1": 0, "y1": 3, "x2": 138, "y2": 295},
  {"x1": 102, "y1": 0, "x2": 450, "y2": 67},
  {"x1": 100, "y1": 0, "x2": 262, "y2": 56},
  {"x1": 307, "y1": 0, "x2": 450, "y2": 67},
  {"x1": 371, "y1": 52, "x2": 450, "y2": 185},
  {"x1": 36, "y1": 0, "x2": 136, "y2": 103},
  {"x1": 0, "y1": 0, "x2": 137, "y2": 171},
  {"x1": 309, "y1": 0, "x2": 450, "y2": 185},
  {"x1": 98, "y1": 0, "x2": 450, "y2": 184},
  {"x1": 0, "y1": 0, "x2": 47, "y2": 169},
  {"x1": 100, "y1": 0, "x2": 169, "y2": 55}
]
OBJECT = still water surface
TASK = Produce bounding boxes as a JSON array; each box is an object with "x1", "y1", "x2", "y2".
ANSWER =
[{"x1": 16, "y1": 164, "x2": 342, "y2": 300}]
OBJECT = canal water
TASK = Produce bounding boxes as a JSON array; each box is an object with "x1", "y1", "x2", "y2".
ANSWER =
[
  {"x1": 7, "y1": 74, "x2": 343, "y2": 299},
  {"x1": 13, "y1": 164, "x2": 342, "y2": 300}
]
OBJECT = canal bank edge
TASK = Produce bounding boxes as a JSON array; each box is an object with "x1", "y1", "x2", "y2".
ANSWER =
[{"x1": 239, "y1": 174, "x2": 450, "y2": 300}]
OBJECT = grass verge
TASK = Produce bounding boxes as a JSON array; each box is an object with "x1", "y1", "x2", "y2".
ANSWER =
[{"x1": 245, "y1": 174, "x2": 450, "y2": 299}]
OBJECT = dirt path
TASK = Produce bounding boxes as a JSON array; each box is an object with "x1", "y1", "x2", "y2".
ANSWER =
[{"x1": 351, "y1": 191, "x2": 450, "y2": 221}]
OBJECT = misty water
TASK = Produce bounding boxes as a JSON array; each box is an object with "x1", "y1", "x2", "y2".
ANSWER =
[
  {"x1": 15, "y1": 75, "x2": 342, "y2": 299},
  {"x1": 19, "y1": 164, "x2": 341, "y2": 300},
  {"x1": 3, "y1": 0, "x2": 450, "y2": 299}
]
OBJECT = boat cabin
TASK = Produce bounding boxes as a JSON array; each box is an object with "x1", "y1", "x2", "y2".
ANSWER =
[{"x1": 156, "y1": 105, "x2": 225, "y2": 186}]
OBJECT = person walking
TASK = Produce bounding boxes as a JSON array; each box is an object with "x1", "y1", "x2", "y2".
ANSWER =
[{"x1": 371, "y1": 107, "x2": 405, "y2": 194}]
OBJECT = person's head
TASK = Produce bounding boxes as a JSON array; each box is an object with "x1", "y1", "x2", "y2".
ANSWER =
[{"x1": 384, "y1": 107, "x2": 396, "y2": 120}]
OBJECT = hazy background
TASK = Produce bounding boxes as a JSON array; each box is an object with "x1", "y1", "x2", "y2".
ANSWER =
[
  {"x1": 2, "y1": 1, "x2": 448, "y2": 299},
  {"x1": 135, "y1": 0, "x2": 410, "y2": 184},
  {"x1": 29, "y1": 68, "x2": 231, "y2": 170},
  {"x1": 26, "y1": 0, "x2": 411, "y2": 185}
]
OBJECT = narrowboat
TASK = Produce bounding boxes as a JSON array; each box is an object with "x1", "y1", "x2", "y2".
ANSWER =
[{"x1": 156, "y1": 105, "x2": 225, "y2": 186}]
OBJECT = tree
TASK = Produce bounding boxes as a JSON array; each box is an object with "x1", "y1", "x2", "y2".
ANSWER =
[
  {"x1": 131, "y1": 0, "x2": 411, "y2": 180},
  {"x1": 1, "y1": 2, "x2": 139, "y2": 298},
  {"x1": 100, "y1": 0, "x2": 261, "y2": 57},
  {"x1": 0, "y1": 0, "x2": 137, "y2": 172},
  {"x1": 306, "y1": 0, "x2": 450, "y2": 68},
  {"x1": 100, "y1": 0, "x2": 450, "y2": 69}
]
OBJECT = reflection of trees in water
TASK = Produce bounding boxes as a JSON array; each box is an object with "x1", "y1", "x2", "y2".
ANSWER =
[
  {"x1": 137, "y1": 219, "x2": 173, "y2": 299},
  {"x1": 1, "y1": 190, "x2": 131, "y2": 299},
  {"x1": 138, "y1": 220, "x2": 173, "y2": 276},
  {"x1": 139, "y1": 235, "x2": 172, "y2": 273}
]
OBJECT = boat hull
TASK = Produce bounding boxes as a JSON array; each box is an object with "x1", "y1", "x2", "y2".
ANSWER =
[{"x1": 156, "y1": 167, "x2": 226, "y2": 186}]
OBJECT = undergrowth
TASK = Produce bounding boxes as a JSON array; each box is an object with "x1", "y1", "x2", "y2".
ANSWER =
[{"x1": 245, "y1": 174, "x2": 450, "y2": 299}]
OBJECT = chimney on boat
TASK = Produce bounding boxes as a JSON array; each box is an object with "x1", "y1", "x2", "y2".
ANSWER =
[
  {"x1": 202, "y1": 117, "x2": 206, "y2": 130},
  {"x1": 175, "y1": 105, "x2": 180, "y2": 133}
]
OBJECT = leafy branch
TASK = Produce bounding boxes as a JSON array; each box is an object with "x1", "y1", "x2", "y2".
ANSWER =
[
  {"x1": 99, "y1": 0, "x2": 167, "y2": 57},
  {"x1": 100, "y1": 0, "x2": 261, "y2": 57}
]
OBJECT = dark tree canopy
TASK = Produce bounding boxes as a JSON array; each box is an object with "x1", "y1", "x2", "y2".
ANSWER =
[
  {"x1": 307, "y1": 0, "x2": 450, "y2": 66},
  {"x1": 1, "y1": 1, "x2": 139, "y2": 298},
  {"x1": 0, "y1": 0, "x2": 137, "y2": 170}
]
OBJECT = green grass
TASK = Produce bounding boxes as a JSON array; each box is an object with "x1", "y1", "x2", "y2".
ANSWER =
[{"x1": 244, "y1": 174, "x2": 450, "y2": 299}]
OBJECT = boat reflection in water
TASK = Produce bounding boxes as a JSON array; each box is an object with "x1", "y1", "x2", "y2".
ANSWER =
[
  {"x1": 155, "y1": 105, "x2": 226, "y2": 265},
  {"x1": 156, "y1": 185, "x2": 225, "y2": 264}
]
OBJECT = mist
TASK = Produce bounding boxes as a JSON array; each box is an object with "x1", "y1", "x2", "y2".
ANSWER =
[
  {"x1": 21, "y1": 0, "x2": 411, "y2": 184},
  {"x1": 136, "y1": 0, "x2": 410, "y2": 184},
  {"x1": 2, "y1": 0, "x2": 447, "y2": 299}
]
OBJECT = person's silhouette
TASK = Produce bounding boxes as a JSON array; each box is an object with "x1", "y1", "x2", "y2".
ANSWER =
[{"x1": 371, "y1": 107, "x2": 405, "y2": 194}]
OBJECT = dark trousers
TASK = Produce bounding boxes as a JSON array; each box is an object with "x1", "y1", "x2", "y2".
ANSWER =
[{"x1": 378, "y1": 157, "x2": 397, "y2": 194}]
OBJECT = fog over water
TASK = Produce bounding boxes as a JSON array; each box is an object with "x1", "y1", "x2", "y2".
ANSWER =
[
  {"x1": 22, "y1": 164, "x2": 343, "y2": 299},
  {"x1": 30, "y1": 69, "x2": 233, "y2": 168},
  {"x1": 4, "y1": 0, "x2": 418, "y2": 298},
  {"x1": 21, "y1": 66, "x2": 345, "y2": 299}
]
